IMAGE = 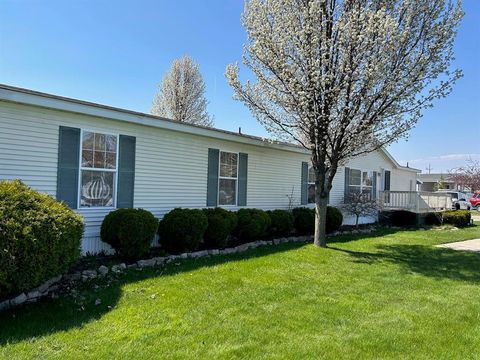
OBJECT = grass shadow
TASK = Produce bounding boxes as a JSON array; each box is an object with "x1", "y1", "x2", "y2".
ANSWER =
[
  {"x1": 1, "y1": 225, "x2": 468, "y2": 345},
  {"x1": 0, "y1": 240, "x2": 307, "y2": 346},
  {"x1": 329, "y1": 243, "x2": 480, "y2": 283}
]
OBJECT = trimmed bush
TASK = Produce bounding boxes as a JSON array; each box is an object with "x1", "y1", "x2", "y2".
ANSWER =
[
  {"x1": 442, "y1": 210, "x2": 471, "y2": 227},
  {"x1": 101, "y1": 208, "x2": 158, "y2": 260},
  {"x1": 326, "y1": 206, "x2": 343, "y2": 233},
  {"x1": 292, "y1": 207, "x2": 315, "y2": 235},
  {"x1": 268, "y1": 210, "x2": 294, "y2": 237},
  {"x1": 202, "y1": 208, "x2": 237, "y2": 249},
  {"x1": 235, "y1": 209, "x2": 271, "y2": 242},
  {"x1": 385, "y1": 210, "x2": 417, "y2": 227},
  {"x1": 0, "y1": 180, "x2": 84, "y2": 298},
  {"x1": 424, "y1": 212, "x2": 442, "y2": 226},
  {"x1": 158, "y1": 208, "x2": 208, "y2": 254},
  {"x1": 292, "y1": 207, "x2": 343, "y2": 235}
]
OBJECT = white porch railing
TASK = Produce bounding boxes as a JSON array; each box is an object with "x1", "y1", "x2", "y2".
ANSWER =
[{"x1": 379, "y1": 191, "x2": 452, "y2": 213}]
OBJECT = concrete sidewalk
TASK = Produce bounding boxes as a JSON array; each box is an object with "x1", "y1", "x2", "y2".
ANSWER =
[{"x1": 437, "y1": 239, "x2": 480, "y2": 252}]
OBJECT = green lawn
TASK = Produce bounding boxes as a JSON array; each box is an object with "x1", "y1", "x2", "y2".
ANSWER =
[{"x1": 1, "y1": 226, "x2": 480, "y2": 359}]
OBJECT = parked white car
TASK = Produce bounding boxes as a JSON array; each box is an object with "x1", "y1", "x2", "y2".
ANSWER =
[{"x1": 436, "y1": 190, "x2": 471, "y2": 210}]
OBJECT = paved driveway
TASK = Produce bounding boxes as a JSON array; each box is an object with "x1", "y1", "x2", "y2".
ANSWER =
[{"x1": 437, "y1": 239, "x2": 480, "y2": 252}]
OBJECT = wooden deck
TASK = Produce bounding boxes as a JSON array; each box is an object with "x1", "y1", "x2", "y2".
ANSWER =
[{"x1": 379, "y1": 191, "x2": 452, "y2": 213}]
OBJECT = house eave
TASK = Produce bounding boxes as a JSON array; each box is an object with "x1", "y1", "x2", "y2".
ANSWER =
[{"x1": 0, "y1": 84, "x2": 309, "y2": 155}]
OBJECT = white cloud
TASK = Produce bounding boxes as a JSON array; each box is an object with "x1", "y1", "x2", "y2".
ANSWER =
[{"x1": 400, "y1": 154, "x2": 480, "y2": 174}]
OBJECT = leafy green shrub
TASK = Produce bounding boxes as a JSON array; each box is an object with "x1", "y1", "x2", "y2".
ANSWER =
[
  {"x1": 388, "y1": 210, "x2": 417, "y2": 227},
  {"x1": 235, "y1": 209, "x2": 271, "y2": 242},
  {"x1": 292, "y1": 207, "x2": 315, "y2": 235},
  {"x1": 424, "y1": 212, "x2": 442, "y2": 226},
  {"x1": 101, "y1": 208, "x2": 158, "y2": 260},
  {"x1": 442, "y1": 210, "x2": 471, "y2": 227},
  {"x1": 292, "y1": 207, "x2": 343, "y2": 235},
  {"x1": 202, "y1": 208, "x2": 237, "y2": 249},
  {"x1": 326, "y1": 206, "x2": 343, "y2": 233},
  {"x1": 158, "y1": 208, "x2": 208, "y2": 254},
  {"x1": 268, "y1": 210, "x2": 294, "y2": 237},
  {"x1": 0, "y1": 180, "x2": 84, "y2": 298}
]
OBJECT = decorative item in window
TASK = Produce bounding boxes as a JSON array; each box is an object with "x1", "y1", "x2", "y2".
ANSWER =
[
  {"x1": 79, "y1": 131, "x2": 117, "y2": 208},
  {"x1": 219, "y1": 151, "x2": 238, "y2": 205}
]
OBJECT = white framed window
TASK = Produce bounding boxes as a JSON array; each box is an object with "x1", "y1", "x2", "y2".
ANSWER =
[
  {"x1": 218, "y1": 151, "x2": 238, "y2": 206},
  {"x1": 308, "y1": 166, "x2": 315, "y2": 203},
  {"x1": 79, "y1": 130, "x2": 118, "y2": 208},
  {"x1": 348, "y1": 169, "x2": 373, "y2": 196}
]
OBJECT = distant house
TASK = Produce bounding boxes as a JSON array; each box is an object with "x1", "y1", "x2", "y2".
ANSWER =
[
  {"x1": 418, "y1": 173, "x2": 461, "y2": 192},
  {"x1": 0, "y1": 84, "x2": 419, "y2": 254}
]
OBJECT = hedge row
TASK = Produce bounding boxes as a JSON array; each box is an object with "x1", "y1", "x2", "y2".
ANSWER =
[
  {"x1": 102, "y1": 206, "x2": 344, "y2": 257},
  {"x1": 381, "y1": 209, "x2": 472, "y2": 228},
  {"x1": 425, "y1": 210, "x2": 471, "y2": 227},
  {"x1": 0, "y1": 180, "x2": 84, "y2": 298}
]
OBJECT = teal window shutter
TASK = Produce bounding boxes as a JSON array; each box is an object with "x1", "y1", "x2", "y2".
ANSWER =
[
  {"x1": 238, "y1": 153, "x2": 248, "y2": 206},
  {"x1": 207, "y1": 148, "x2": 219, "y2": 206},
  {"x1": 56, "y1": 126, "x2": 80, "y2": 208},
  {"x1": 372, "y1": 171, "x2": 377, "y2": 199},
  {"x1": 117, "y1": 135, "x2": 136, "y2": 208},
  {"x1": 344, "y1": 167, "x2": 350, "y2": 202},
  {"x1": 301, "y1": 162, "x2": 308, "y2": 205},
  {"x1": 384, "y1": 170, "x2": 391, "y2": 191}
]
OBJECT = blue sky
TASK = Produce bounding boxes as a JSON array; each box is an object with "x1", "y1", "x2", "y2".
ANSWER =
[{"x1": 1, "y1": 0, "x2": 478, "y2": 173}]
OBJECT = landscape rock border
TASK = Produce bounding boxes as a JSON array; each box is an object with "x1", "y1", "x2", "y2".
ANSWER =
[{"x1": 0, "y1": 227, "x2": 378, "y2": 312}]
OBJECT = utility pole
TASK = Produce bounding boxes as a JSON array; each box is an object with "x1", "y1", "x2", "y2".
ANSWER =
[{"x1": 425, "y1": 164, "x2": 433, "y2": 174}]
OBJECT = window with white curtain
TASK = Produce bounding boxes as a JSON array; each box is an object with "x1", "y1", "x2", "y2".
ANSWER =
[{"x1": 79, "y1": 130, "x2": 118, "y2": 208}]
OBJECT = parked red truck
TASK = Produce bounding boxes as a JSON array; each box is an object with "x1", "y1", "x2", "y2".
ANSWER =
[{"x1": 470, "y1": 193, "x2": 480, "y2": 210}]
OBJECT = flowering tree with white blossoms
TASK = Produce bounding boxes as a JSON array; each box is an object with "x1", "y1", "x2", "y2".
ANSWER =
[
  {"x1": 226, "y1": 0, "x2": 463, "y2": 247},
  {"x1": 152, "y1": 55, "x2": 214, "y2": 127}
]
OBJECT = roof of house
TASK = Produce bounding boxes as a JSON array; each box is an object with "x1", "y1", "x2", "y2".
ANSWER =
[
  {"x1": 0, "y1": 83, "x2": 418, "y2": 171},
  {"x1": 418, "y1": 173, "x2": 455, "y2": 182}
]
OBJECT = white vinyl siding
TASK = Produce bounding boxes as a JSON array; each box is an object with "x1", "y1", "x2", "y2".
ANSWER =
[
  {"x1": 0, "y1": 100, "x2": 419, "y2": 254},
  {"x1": 0, "y1": 101, "x2": 307, "y2": 254}
]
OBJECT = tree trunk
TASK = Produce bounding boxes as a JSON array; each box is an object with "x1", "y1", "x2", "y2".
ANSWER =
[
  {"x1": 314, "y1": 192, "x2": 329, "y2": 248},
  {"x1": 355, "y1": 215, "x2": 359, "y2": 228}
]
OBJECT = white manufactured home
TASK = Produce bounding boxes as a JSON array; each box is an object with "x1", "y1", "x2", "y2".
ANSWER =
[{"x1": 0, "y1": 84, "x2": 419, "y2": 254}]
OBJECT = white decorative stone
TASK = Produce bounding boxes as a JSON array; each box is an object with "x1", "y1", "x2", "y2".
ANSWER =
[
  {"x1": 190, "y1": 250, "x2": 209, "y2": 258},
  {"x1": 208, "y1": 249, "x2": 219, "y2": 255},
  {"x1": 234, "y1": 244, "x2": 250, "y2": 252},
  {"x1": 137, "y1": 259, "x2": 156, "y2": 268},
  {"x1": 10, "y1": 293, "x2": 27, "y2": 306},
  {"x1": 82, "y1": 270, "x2": 97, "y2": 279},
  {"x1": 98, "y1": 265, "x2": 109, "y2": 276},
  {"x1": 153, "y1": 257, "x2": 166, "y2": 264},
  {"x1": 127, "y1": 263, "x2": 137, "y2": 269},
  {"x1": 179, "y1": 253, "x2": 189, "y2": 259},
  {"x1": 95, "y1": 298, "x2": 102, "y2": 306},
  {"x1": 27, "y1": 290, "x2": 41, "y2": 299},
  {"x1": 112, "y1": 263, "x2": 126, "y2": 273}
]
